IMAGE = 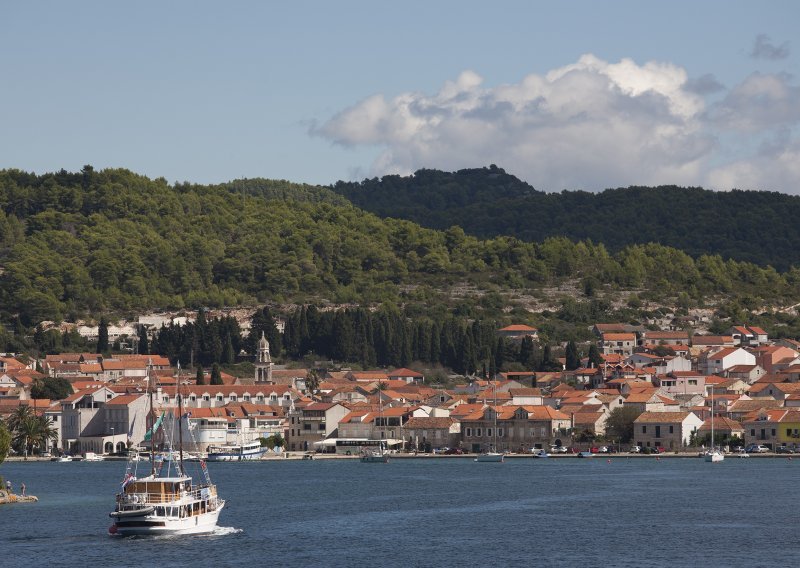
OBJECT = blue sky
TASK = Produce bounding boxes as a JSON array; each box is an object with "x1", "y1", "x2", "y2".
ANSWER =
[{"x1": 2, "y1": 1, "x2": 798, "y2": 193}]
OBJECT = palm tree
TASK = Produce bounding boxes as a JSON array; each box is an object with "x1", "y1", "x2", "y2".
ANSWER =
[
  {"x1": 10, "y1": 414, "x2": 58, "y2": 459},
  {"x1": 6, "y1": 405, "x2": 34, "y2": 434},
  {"x1": 12, "y1": 416, "x2": 39, "y2": 459}
]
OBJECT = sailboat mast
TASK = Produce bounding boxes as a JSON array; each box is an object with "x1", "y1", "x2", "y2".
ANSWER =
[
  {"x1": 178, "y1": 364, "x2": 185, "y2": 473},
  {"x1": 148, "y1": 364, "x2": 155, "y2": 476}
]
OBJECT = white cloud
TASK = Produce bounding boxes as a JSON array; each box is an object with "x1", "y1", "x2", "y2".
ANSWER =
[{"x1": 314, "y1": 54, "x2": 800, "y2": 194}]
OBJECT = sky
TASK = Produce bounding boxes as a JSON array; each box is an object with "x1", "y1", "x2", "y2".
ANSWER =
[{"x1": 1, "y1": 1, "x2": 799, "y2": 194}]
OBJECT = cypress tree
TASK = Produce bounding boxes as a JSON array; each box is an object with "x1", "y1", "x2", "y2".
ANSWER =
[
  {"x1": 565, "y1": 341, "x2": 580, "y2": 370},
  {"x1": 97, "y1": 317, "x2": 109, "y2": 354},
  {"x1": 196, "y1": 366, "x2": 205, "y2": 385},
  {"x1": 222, "y1": 331, "x2": 235, "y2": 364},
  {"x1": 138, "y1": 325, "x2": 149, "y2": 355},
  {"x1": 588, "y1": 344, "x2": 604, "y2": 368},
  {"x1": 210, "y1": 363, "x2": 223, "y2": 385}
]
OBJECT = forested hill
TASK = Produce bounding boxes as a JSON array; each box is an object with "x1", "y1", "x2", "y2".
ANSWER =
[
  {"x1": 330, "y1": 166, "x2": 800, "y2": 271},
  {"x1": 1, "y1": 166, "x2": 799, "y2": 330}
]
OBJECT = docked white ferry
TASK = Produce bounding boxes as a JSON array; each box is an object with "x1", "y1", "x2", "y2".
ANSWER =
[{"x1": 206, "y1": 440, "x2": 266, "y2": 462}]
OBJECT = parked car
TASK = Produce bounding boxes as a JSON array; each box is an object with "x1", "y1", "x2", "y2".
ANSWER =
[
  {"x1": 629, "y1": 446, "x2": 642, "y2": 454},
  {"x1": 598, "y1": 446, "x2": 610, "y2": 453},
  {"x1": 776, "y1": 446, "x2": 796, "y2": 454},
  {"x1": 745, "y1": 444, "x2": 770, "y2": 453},
  {"x1": 549, "y1": 445, "x2": 569, "y2": 454},
  {"x1": 444, "y1": 447, "x2": 464, "y2": 455}
]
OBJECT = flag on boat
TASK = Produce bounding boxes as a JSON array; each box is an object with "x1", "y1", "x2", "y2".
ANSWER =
[
  {"x1": 143, "y1": 411, "x2": 165, "y2": 442},
  {"x1": 200, "y1": 459, "x2": 207, "y2": 470},
  {"x1": 121, "y1": 473, "x2": 134, "y2": 488}
]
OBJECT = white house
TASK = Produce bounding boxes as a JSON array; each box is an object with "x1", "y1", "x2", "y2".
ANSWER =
[{"x1": 700, "y1": 347, "x2": 756, "y2": 375}]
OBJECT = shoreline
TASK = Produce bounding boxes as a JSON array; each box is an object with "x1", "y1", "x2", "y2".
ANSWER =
[{"x1": 5, "y1": 451, "x2": 787, "y2": 463}]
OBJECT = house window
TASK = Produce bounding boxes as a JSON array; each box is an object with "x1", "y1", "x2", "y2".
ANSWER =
[
  {"x1": 190, "y1": 395, "x2": 196, "y2": 402},
  {"x1": 487, "y1": 428, "x2": 493, "y2": 438},
  {"x1": 751, "y1": 429, "x2": 755, "y2": 436},
  {"x1": 230, "y1": 395, "x2": 237, "y2": 402},
  {"x1": 270, "y1": 395, "x2": 277, "y2": 402},
  {"x1": 642, "y1": 426, "x2": 647, "y2": 433},
  {"x1": 203, "y1": 395, "x2": 210, "y2": 402},
  {"x1": 498, "y1": 428, "x2": 504, "y2": 437},
  {"x1": 319, "y1": 423, "x2": 325, "y2": 430},
  {"x1": 257, "y1": 395, "x2": 264, "y2": 402},
  {"x1": 688, "y1": 380, "x2": 697, "y2": 386},
  {"x1": 466, "y1": 428, "x2": 472, "y2": 437},
  {"x1": 772, "y1": 429, "x2": 776, "y2": 436},
  {"x1": 303, "y1": 424, "x2": 311, "y2": 430},
  {"x1": 216, "y1": 395, "x2": 223, "y2": 402},
  {"x1": 477, "y1": 428, "x2": 482, "y2": 437},
  {"x1": 788, "y1": 429, "x2": 792, "y2": 436},
  {"x1": 243, "y1": 395, "x2": 250, "y2": 401},
  {"x1": 669, "y1": 426, "x2": 674, "y2": 434}
]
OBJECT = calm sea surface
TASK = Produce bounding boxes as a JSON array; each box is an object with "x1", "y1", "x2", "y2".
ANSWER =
[{"x1": 1, "y1": 456, "x2": 798, "y2": 567}]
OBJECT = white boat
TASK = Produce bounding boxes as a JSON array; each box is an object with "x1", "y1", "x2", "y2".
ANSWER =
[
  {"x1": 532, "y1": 449, "x2": 550, "y2": 458},
  {"x1": 360, "y1": 447, "x2": 389, "y2": 463},
  {"x1": 83, "y1": 452, "x2": 105, "y2": 462},
  {"x1": 206, "y1": 440, "x2": 266, "y2": 462},
  {"x1": 108, "y1": 363, "x2": 225, "y2": 536},
  {"x1": 55, "y1": 455, "x2": 73, "y2": 462},
  {"x1": 474, "y1": 452, "x2": 504, "y2": 463},
  {"x1": 109, "y1": 470, "x2": 224, "y2": 536},
  {"x1": 705, "y1": 389, "x2": 725, "y2": 463}
]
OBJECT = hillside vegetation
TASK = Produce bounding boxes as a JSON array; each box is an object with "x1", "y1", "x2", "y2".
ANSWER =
[
  {"x1": 330, "y1": 166, "x2": 800, "y2": 271},
  {"x1": 1, "y1": 167, "x2": 799, "y2": 335}
]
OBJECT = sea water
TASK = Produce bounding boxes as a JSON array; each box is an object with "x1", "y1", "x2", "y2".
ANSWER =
[{"x1": 1, "y1": 457, "x2": 797, "y2": 567}]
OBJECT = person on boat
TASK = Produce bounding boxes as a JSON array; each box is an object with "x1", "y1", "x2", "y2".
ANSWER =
[
  {"x1": 5, "y1": 480, "x2": 11, "y2": 493},
  {"x1": 20, "y1": 483, "x2": 26, "y2": 497}
]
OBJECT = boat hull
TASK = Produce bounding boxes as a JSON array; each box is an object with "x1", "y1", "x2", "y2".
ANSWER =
[
  {"x1": 360, "y1": 454, "x2": 388, "y2": 463},
  {"x1": 704, "y1": 451, "x2": 725, "y2": 463},
  {"x1": 475, "y1": 453, "x2": 504, "y2": 463},
  {"x1": 112, "y1": 504, "x2": 224, "y2": 536},
  {"x1": 206, "y1": 451, "x2": 265, "y2": 462}
]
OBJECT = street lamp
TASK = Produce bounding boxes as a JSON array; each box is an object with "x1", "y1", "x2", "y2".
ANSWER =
[{"x1": 110, "y1": 427, "x2": 115, "y2": 455}]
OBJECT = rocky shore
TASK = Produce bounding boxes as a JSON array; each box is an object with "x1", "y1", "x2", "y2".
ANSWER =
[{"x1": 0, "y1": 489, "x2": 38, "y2": 504}]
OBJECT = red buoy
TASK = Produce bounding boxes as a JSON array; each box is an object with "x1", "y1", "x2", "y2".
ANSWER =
[{"x1": 108, "y1": 524, "x2": 118, "y2": 535}]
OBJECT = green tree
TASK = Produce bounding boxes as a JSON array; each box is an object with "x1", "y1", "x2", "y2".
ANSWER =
[
  {"x1": 196, "y1": 366, "x2": 206, "y2": 386},
  {"x1": 210, "y1": 363, "x2": 223, "y2": 385},
  {"x1": 305, "y1": 368, "x2": 320, "y2": 394},
  {"x1": 97, "y1": 317, "x2": 109, "y2": 354},
  {"x1": 605, "y1": 406, "x2": 642, "y2": 444},
  {"x1": 138, "y1": 325, "x2": 149, "y2": 355},
  {"x1": 565, "y1": 341, "x2": 580, "y2": 370},
  {"x1": 0, "y1": 420, "x2": 10, "y2": 465},
  {"x1": 587, "y1": 344, "x2": 603, "y2": 368},
  {"x1": 30, "y1": 377, "x2": 72, "y2": 400}
]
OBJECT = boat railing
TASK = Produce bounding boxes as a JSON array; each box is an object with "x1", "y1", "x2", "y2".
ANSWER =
[{"x1": 120, "y1": 485, "x2": 215, "y2": 505}]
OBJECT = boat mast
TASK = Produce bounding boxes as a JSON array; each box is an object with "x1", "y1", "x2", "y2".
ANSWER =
[
  {"x1": 710, "y1": 387, "x2": 714, "y2": 452},
  {"x1": 148, "y1": 362, "x2": 155, "y2": 476},
  {"x1": 177, "y1": 362, "x2": 185, "y2": 474}
]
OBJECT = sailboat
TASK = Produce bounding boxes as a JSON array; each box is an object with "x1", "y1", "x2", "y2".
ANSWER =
[
  {"x1": 705, "y1": 386, "x2": 724, "y2": 463},
  {"x1": 108, "y1": 363, "x2": 225, "y2": 536},
  {"x1": 361, "y1": 388, "x2": 389, "y2": 463},
  {"x1": 475, "y1": 379, "x2": 504, "y2": 463}
]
